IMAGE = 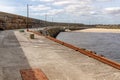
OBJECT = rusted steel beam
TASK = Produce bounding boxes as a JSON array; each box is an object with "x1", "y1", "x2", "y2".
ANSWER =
[
  {"x1": 46, "y1": 36, "x2": 64, "y2": 45},
  {"x1": 62, "y1": 42, "x2": 79, "y2": 51},
  {"x1": 20, "y1": 69, "x2": 49, "y2": 80}
]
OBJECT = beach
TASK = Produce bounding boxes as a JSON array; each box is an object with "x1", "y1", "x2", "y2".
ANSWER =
[{"x1": 73, "y1": 28, "x2": 120, "y2": 33}]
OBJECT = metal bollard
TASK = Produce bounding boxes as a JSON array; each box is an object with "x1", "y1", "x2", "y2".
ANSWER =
[{"x1": 30, "y1": 34, "x2": 34, "y2": 39}]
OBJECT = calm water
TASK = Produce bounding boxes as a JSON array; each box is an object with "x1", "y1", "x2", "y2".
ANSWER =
[{"x1": 56, "y1": 32, "x2": 120, "y2": 63}]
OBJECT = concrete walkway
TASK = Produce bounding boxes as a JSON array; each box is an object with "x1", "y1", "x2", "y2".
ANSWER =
[
  {"x1": 0, "y1": 30, "x2": 120, "y2": 80},
  {"x1": 0, "y1": 30, "x2": 31, "y2": 80},
  {"x1": 15, "y1": 30, "x2": 120, "y2": 80}
]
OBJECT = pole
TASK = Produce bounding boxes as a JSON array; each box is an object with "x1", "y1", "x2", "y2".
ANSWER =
[
  {"x1": 45, "y1": 14, "x2": 47, "y2": 27},
  {"x1": 27, "y1": 4, "x2": 29, "y2": 31},
  {"x1": 52, "y1": 17, "x2": 53, "y2": 26},
  {"x1": 52, "y1": 17, "x2": 53, "y2": 22},
  {"x1": 45, "y1": 14, "x2": 47, "y2": 21}
]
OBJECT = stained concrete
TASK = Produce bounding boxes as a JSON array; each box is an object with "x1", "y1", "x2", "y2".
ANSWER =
[
  {"x1": 0, "y1": 30, "x2": 120, "y2": 80},
  {"x1": 0, "y1": 30, "x2": 31, "y2": 80}
]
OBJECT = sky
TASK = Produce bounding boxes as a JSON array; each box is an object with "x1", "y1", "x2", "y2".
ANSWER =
[{"x1": 0, "y1": 0, "x2": 120, "y2": 24}]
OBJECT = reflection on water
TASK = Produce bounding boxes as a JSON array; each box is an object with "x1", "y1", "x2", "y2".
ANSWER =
[{"x1": 56, "y1": 32, "x2": 120, "y2": 63}]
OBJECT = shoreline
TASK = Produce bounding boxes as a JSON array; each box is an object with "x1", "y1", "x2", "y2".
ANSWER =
[{"x1": 72, "y1": 28, "x2": 120, "y2": 33}]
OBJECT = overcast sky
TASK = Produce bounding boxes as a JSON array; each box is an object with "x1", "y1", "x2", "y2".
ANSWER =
[{"x1": 0, "y1": 0, "x2": 120, "y2": 24}]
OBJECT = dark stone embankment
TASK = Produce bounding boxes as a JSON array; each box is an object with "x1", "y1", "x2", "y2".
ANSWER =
[
  {"x1": 0, "y1": 28, "x2": 4, "y2": 31},
  {"x1": 39, "y1": 27, "x2": 88, "y2": 38},
  {"x1": 39, "y1": 27, "x2": 64, "y2": 38}
]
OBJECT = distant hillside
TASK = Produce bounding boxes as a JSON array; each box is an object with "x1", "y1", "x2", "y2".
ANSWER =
[
  {"x1": 0, "y1": 12, "x2": 84, "y2": 30},
  {"x1": 0, "y1": 11, "x2": 47, "y2": 30}
]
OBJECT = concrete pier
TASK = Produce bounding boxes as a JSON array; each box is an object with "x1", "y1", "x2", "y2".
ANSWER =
[{"x1": 0, "y1": 30, "x2": 120, "y2": 80}]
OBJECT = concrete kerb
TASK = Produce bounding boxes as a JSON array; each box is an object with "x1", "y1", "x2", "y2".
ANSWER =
[{"x1": 27, "y1": 30, "x2": 120, "y2": 70}]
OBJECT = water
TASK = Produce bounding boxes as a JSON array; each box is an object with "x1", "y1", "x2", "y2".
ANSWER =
[{"x1": 56, "y1": 32, "x2": 120, "y2": 63}]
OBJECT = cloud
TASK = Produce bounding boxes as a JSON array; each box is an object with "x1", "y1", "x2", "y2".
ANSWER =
[
  {"x1": 47, "y1": 9, "x2": 64, "y2": 15},
  {"x1": 31, "y1": 0, "x2": 54, "y2": 2},
  {"x1": 65, "y1": 4, "x2": 93, "y2": 15},
  {"x1": 53, "y1": 1, "x2": 71, "y2": 6},
  {"x1": 103, "y1": 7, "x2": 120, "y2": 15},
  {"x1": 0, "y1": 5, "x2": 16, "y2": 13},
  {"x1": 30, "y1": 5, "x2": 51, "y2": 11},
  {"x1": 32, "y1": 9, "x2": 63, "y2": 16},
  {"x1": 30, "y1": 0, "x2": 115, "y2": 17},
  {"x1": 52, "y1": 0, "x2": 92, "y2": 6},
  {"x1": 96, "y1": 0, "x2": 112, "y2": 1},
  {"x1": 58, "y1": 0, "x2": 94, "y2": 16},
  {"x1": 30, "y1": 0, "x2": 95, "y2": 16}
]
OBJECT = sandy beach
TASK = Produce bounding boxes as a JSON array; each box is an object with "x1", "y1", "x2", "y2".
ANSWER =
[{"x1": 73, "y1": 28, "x2": 120, "y2": 33}]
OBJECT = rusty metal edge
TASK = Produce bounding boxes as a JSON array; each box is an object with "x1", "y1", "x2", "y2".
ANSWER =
[{"x1": 28, "y1": 30, "x2": 120, "y2": 70}]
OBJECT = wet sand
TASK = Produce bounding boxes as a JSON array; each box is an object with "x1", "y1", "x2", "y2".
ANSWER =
[{"x1": 73, "y1": 28, "x2": 120, "y2": 33}]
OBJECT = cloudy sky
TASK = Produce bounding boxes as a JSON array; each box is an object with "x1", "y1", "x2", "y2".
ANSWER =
[{"x1": 0, "y1": 0, "x2": 120, "y2": 24}]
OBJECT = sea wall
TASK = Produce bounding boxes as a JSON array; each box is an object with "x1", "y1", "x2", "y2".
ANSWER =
[
  {"x1": 39, "y1": 26, "x2": 90, "y2": 38},
  {"x1": 39, "y1": 27, "x2": 64, "y2": 38}
]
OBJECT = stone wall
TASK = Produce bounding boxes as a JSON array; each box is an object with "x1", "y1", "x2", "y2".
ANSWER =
[{"x1": 40, "y1": 27, "x2": 64, "y2": 38}]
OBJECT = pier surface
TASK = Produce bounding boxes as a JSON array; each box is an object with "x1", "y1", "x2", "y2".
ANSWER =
[{"x1": 0, "y1": 30, "x2": 120, "y2": 80}]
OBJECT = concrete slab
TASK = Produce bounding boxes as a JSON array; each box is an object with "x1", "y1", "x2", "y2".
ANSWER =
[
  {"x1": 14, "y1": 30, "x2": 120, "y2": 80},
  {"x1": 0, "y1": 30, "x2": 120, "y2": 80},
  {"x1": 0, "y1": 30, "x2": 31, "y2": 80}
]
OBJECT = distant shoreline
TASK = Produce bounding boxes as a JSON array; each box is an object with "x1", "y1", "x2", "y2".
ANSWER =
[{"x1": 72, "y1": 28, "x2": 120, "y2": 33}]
